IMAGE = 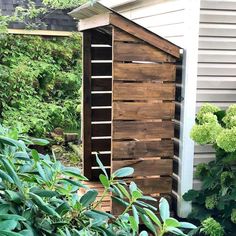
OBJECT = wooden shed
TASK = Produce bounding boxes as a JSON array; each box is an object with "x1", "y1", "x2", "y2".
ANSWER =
[{"x1": 70, "y1": 2, "x2": 181, "y2": 213}]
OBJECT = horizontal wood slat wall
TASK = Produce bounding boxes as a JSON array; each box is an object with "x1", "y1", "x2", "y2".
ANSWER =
[{"x1": 111, "y1": 26, "x2": 177, "y2": 214}]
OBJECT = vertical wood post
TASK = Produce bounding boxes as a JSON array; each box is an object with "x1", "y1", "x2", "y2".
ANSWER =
[{"x1": 82, "y1": 30, "x2": 92, "y2": 180}]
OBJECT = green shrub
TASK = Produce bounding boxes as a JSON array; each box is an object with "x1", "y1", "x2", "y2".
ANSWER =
[
  {"x1": 0, "y1": 125, "x2": 196, "y2": 235},
  {"x1": 0, "y1": 34, "x2": 82, "y2": 137},
  {"x1": 183, "y1": 104, "x2": 236, "y2": 235}
]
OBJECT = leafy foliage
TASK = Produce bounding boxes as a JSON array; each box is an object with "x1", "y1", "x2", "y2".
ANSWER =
[
  {"x1": 183, "y1": 104, "x2": 236, "y2": 235},
  {"x1": 0, "y1": 34, "x2": 82, "y2": 137},
  {"x1": 0, "y1": 125, "x2": 195, "y2": 235}
]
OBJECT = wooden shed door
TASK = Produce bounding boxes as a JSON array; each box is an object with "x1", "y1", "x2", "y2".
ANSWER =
[{"x1": 111, "y1": 27, "x2": 176, "y2": 214}]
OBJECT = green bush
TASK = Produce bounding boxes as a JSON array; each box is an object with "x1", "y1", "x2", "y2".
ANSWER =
[
  {"x1": 183, "y1": 104, "x2": 236, "y2": 235},
  {"x1": 0, "y1": 34, "x2": 82, "y2": 137},
  {"x1": 0, "y1": 125, "x2": 196, "y2": 235}
]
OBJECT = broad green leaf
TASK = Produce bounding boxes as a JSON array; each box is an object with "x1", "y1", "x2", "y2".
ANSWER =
[
  {"x1": 30, "y1": 189, "x2": 58, "y2": 198},
  {"x1": 36, "y1": 162, "x2": 48, "y2": 182},
  {"x1": 60, "y1": 178, "x2": 87, "y2": 188},
  {"x1": 136, "y1": 200, "x2": 157, "y2": 211},
  {"x1": 96, "y1": 154, "x2": 108, "y2": 178},
  {"x1": 0, "y1": 136, "x2": 23, "y2": 148},
  {"x1": 5, "y1": 190, "x2": 22, "y2": 204},
  {"x1": 1, "y1": 159, "x2": 22, "y2": 189},
  {"x1": 91, "y1": 209, "x2": 115, "y2": 219},
  {"x1": 140, "y1": 196, "x2": 157, "y2": 202},
  {"x1": 14, "y1": 151, "x2": 30, "y2": 161},
  {"x1": 144, "y1": 208, "x2": 162, "y2": 228},
  {"x1": 129, "y1": 215, "x2": 138, "y2": 232},
  {"x1": 30, "y1": 138, "x2": 49, "y2": 146},
  {"x1": 0, "y1": 170, "x2": 14, "y2": 183},
  {"x1": 129, "y1": 182, "x2": 137, "y2": 193},
  {"x1": 179, "y1": 222, "x2": 197, "y2": 229},
  {"x1": 111, "y1": 185, "x2": 123, "y2": 198},
  {"x1": 29, "y1": 192, "x2": 61, "y2": 218},
  {"x1": 111, "y1": 196, "x2": 129, "y2": 208},
  {"x1": 159, "y1": 197, "x2": 170, "y2": 221},
  {"x1": 132, "y1": 205, "x2": 139, "y2": 225},
  {"x1": 0, "y1": 214, "x2": 25, "y2": 221},
  {"x1": 31, "y1": 149, "x2": 40, "y2": 162},
  {"x1": 165, "y1": 218, "x2": 180, "y2": 228},
  {"x1": 55, "y1": 202, "x2": 71, "y2": 216},
  {"x1": 63, "y1": 167, "x2": 87, "y2": 180},
  {"x1": 116, "y1": 183, "x2": 130, "y2": 200},
  {"x1": 132, "y1": 190, "x2": 142, "y2": 200},
  {"x1": 79, "y1": 190, "x2": 98, "y2": 207},
  {"x1": 140, "y1": 214, "x2": 157, "y2": 236},
  {"x1": 0, "y1": 204, "x2": 10, "y2": 214},
  {"x1": 0, "y1": 220, "x2": 17, "y2": 231},
  {"x1": 113, "y1": 167, "x2": 134, "y2": 178},
  {"x1": 99, "y1": 174, "x2": 110, "y2": 188}
]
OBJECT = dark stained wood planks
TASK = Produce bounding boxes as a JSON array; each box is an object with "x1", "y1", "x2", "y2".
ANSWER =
[
  {"x1": 114, "y1": 62, "x2": 176, "y2": 81},
  {"x1": 109, "y1": 13, "x2": 180, "y2": 58},
  {"x1": 82, "y1": 30, "x2": 92, "y2": 179},
  {"x1": 113, "y1": 82, "x2": 175, "y2": 101},
  {"x1": 91, "y1": 46, "x2": 112, "y2": 60},
  {"x1": 91, "y1": 94, "x2": 111, "y2": 106},
  {"x1": 113, "y1": 159, "x2": 173, "y2": 177},
  {"x1": 92, "y1": 123, "x2": 111, "y2": 137},
  {"x1": 112, "y1": 140, "x2": 174, "y2": 159},
  {"x1": 92, "y1": 139, "x2": 111, "y2": 152},
  {"x1": 92, "y1": 108, "x2": 111, "y2": 121},
  {"x1": 113, "y1": 27, "x2": 143, "y2": 43},
  {"x1": 113, "y1": 121, "x2": 174, "y2": 140},
  {"x1": 113, "y1": 102, "x2": 175, "y2": 120},
  {"x1": 124, "y1": 177, "x2": 173, "y2": 194},
  {"x1": 114, "y1": 41, "x2": 175, "y2": 63}
]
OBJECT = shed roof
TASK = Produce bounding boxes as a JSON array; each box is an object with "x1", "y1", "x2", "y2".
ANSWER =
[{"x1": 69, "y1": 2, "x2": 181, "y2": 58}]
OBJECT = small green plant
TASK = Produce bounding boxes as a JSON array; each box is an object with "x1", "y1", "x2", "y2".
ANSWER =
[
  {"x1": 0, "y1": 124, "x2": 195, "y2": 235},
  {"x1": 183, "y1": 104, "x2": 236, "y2": 235}
]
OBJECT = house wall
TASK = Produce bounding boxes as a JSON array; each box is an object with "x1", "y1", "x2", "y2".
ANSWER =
[{"x1": 194, "y1": 0, "x2": 236, "y2": 189}]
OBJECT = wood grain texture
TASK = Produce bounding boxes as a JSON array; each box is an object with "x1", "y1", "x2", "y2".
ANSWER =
[
  {"x1": 114, "y1": 41, "x2": 175, "y2": 63},
  {"x1": 82, "y1": 31, "x2": 92, "y2": 179},
  {"x1": 114, "y1": 62, "x2": 176, "y2": 81},
  {"x1": 113, "y1": 121, "x2": 174, "y2": 140},
  {"x1": 113, "y1": 82, "x2": 175, "y2": 101},
  {"x1": 113, "y1": 102, "x2": 175, "y2": 120},
  {"x1": 110, "y1": 15, "x2": 180, "y2": 58},
  {"x1": 124, "y1": 177, "x2": 172, "y2": 194},
  {"x1": 112, "y1": 140, "x2": 174, "y2": 159},
  {"x1": 113, "y1": 159, "x2": 173, "y2": 177},
  {"x1": 113, "y1": 27, "x2": 143, "y2": 42}
]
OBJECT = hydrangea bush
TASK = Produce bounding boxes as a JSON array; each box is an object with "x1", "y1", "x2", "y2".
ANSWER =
[{"x1": 183, "y1": 104, "x2": 236, "y2": 236}]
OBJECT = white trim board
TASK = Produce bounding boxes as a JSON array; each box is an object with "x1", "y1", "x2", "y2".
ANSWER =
[{"x1": 177, "y1": 0, "x2": 200, "y2": 218}]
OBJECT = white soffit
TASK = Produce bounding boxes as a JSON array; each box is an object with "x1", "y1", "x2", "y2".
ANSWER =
[{"x1": 99, "y1": 0, "x2": 137, "y2": 8}]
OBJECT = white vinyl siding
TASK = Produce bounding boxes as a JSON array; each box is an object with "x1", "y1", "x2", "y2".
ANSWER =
[
  {"x1": 194, "y1": 0, "x2": 236, "y2": 189},
  {"x1": 114, "y1": 0, "x2": 186, "y2": 48}
]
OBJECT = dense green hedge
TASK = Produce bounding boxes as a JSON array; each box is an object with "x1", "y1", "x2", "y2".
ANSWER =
[{"x1": 0, "y1": 33, "x2": 82, "y2": 137}]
